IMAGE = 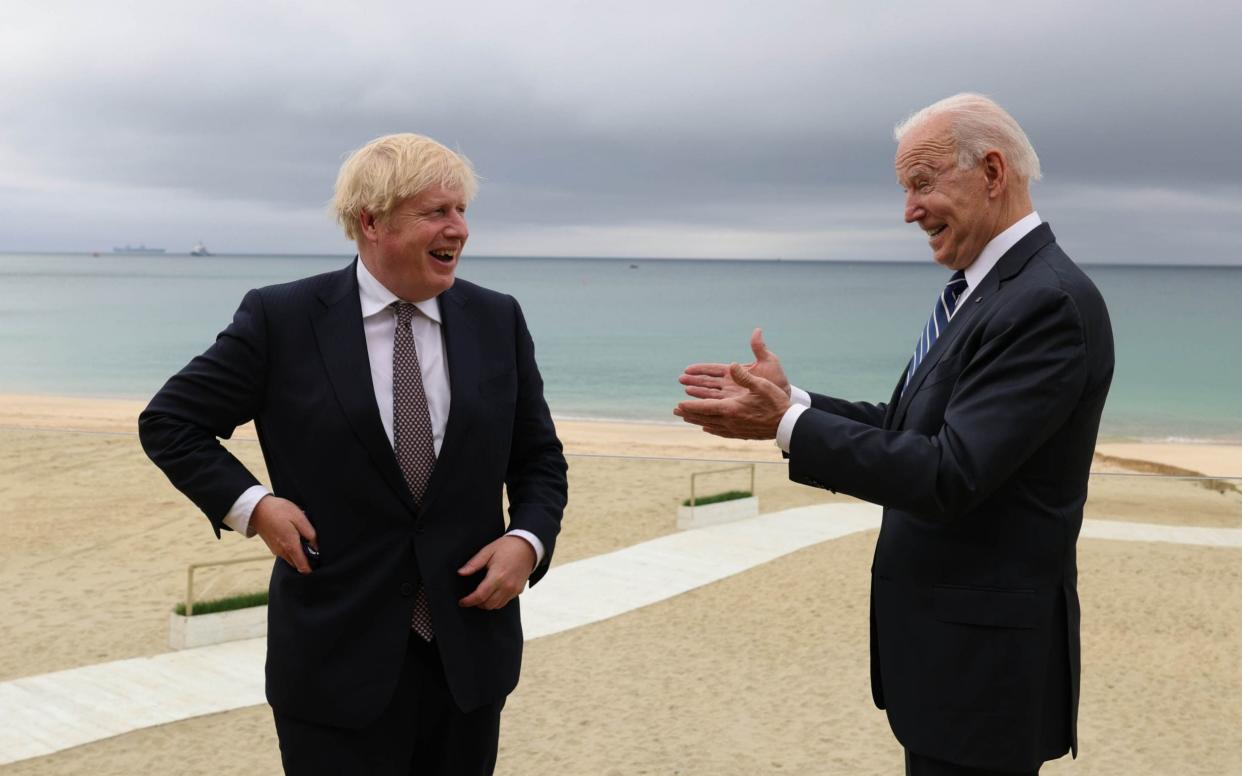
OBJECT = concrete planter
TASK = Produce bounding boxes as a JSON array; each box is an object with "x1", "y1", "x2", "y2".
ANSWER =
[
  {"x1": 168, "y1": 605, "x2": 268, "y2": 650},
  {"x1": 677, "y1": 496, "x2": 759, "y2": 530}
]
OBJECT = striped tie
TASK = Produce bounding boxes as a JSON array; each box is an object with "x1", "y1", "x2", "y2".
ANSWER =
[{"x1": 903, "y1": 270, "x2": 967, "y2": 395}]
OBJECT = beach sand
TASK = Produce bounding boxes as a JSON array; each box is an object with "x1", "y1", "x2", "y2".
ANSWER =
[{"x1": 1, "y1": 394, "x2": 1240, "y2": 774}]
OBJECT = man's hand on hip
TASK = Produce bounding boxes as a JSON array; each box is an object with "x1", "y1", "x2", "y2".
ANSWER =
[
  {"x1": 674, "y1": 361, "x2": 791, "y2": 440},
  {"x1": 250, "y1": 495, "x2": 317, "y2": 574},
  {"x1": 457, "y1": 535, "x2": 537, "y2": 610}
]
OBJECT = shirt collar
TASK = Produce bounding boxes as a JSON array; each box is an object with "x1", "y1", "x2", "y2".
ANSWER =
[
  {"x1": 963, "y1": 210, "x2": 1042, "y2": 290},
  {"x1": 355, "y1": 257, "x2": 442, "y2": 324}
]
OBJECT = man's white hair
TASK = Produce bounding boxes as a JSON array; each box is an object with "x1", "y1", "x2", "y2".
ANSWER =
[{"x1": 894, "y1": 93, "x2": 1042, "y2": 182}]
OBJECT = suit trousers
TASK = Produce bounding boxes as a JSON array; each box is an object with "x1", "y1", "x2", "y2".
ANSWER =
[
  {"x1": 905, "y1": 749, "x2": 1038, "y2": 776},
  {"x1": 273, "y1": 633, "x2": 504, "y2": 776}
]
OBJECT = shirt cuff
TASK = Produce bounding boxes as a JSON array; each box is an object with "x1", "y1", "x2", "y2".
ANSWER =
[
  {"x1": 506, "y1": 529, "x2": 545, "y2": 572},
  {"x1": 776, "y1": 403, "x2": 809, "y2": 453},
  {"x1": 221, "y1": 485, "x2": 271, "y2": 538},
  {"x1": 789, "y1": 385, "x2": 811, "y2": 407}
]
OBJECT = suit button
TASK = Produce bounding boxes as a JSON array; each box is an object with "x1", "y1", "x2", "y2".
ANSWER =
[{"x1": 400, "y1": 582, "x2": 414, "y2": 597}]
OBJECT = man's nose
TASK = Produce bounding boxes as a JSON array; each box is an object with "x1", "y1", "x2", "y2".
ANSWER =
[
  {"x1": 446, "y1": 212, "x2": 469, "y2": 239},
  {"x1": 904, "y1": 193, "x2": 923, "y2": 224}
]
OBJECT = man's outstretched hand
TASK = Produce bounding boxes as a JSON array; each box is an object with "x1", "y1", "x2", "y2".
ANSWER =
[
  {"x1": 679, "y1": 328, "x2": 790, "y2": 401},
  {"x1": 675, "y1": 361, "x2": 791, "y2": 440},
  {"x1": 458, "y1": 535, "x2": 537, "y2": 610}
]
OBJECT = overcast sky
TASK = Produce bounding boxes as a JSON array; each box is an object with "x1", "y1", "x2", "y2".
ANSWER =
[{"x1": 2, "y1": 1, "x2": 1239, "y2": 263}]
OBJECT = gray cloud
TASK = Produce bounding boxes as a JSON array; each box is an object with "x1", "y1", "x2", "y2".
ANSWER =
[{"x1": 1, "y1": 0, "x2": 1239, "y2": 262}]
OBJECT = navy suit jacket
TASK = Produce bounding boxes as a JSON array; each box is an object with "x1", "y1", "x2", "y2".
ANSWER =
[
  {"x1": 788, "y1": 224, "x2": 1113, "y2": 771},
  {"x1": 140, "y1": 261, "x2": 568, "y2": 726}
]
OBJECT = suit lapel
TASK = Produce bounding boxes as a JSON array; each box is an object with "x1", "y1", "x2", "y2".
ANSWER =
[
  {"x1": 417, "y1": 283, "x2": 480, "y2": 514},
  {"x1": 891, "y1": 287, "x2": 986, "y2": 425},
  {"x1": 889, "y1": 223, "x2": 1056, "y2": 428},
  {"x1": 312, "y1": 261, "x2": 419, "y2": 516}
]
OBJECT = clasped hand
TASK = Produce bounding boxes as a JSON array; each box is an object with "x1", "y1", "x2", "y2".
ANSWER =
[{"x1": 674, "y1": 328, "x2": 793, "y2": 440}]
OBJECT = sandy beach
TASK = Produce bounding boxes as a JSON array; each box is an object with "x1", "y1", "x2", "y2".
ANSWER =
[{"x1": 1, "y1": 393, "x2": 1240, "y2": 774}]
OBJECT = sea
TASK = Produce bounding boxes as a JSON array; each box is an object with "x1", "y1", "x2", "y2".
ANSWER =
[{"x1": 2, "y1": 252, "x2": 1240, "y2": 442}]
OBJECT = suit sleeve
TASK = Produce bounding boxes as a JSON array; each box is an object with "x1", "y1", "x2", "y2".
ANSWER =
[
  {"x1": 138, "y1": 289, "x2": 269, "y2": 537},
  {"x1": 503, "y1": 297, "x2": 568, "y2": 585},
  {"x1": 789, "y1": 285, "x2": 1089, "y2": 518},
  {"x1": 806, "y1": 392, "x2": 888, "y2": 427}
]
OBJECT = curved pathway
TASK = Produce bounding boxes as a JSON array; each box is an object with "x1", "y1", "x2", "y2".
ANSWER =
[{"x1": 3, "y1": 504, "x2": 1240, "y2": 766}]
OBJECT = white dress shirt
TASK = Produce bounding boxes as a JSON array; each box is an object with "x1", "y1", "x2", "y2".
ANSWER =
[
  {"x1": 223, "y1": 259, "x2": 544, "y2": 566},
  {"x1": 775, "y1": 211, "x2": 1042, "y2": 452}
]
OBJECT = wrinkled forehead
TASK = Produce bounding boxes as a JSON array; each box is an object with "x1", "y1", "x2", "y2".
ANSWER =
[{"x1": 895, "y1": 122, "x2": 957, "y2": 182}]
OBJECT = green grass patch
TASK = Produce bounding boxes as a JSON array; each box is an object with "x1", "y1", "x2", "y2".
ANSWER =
[
  {"x1": 682, "y1": 490, "x2": 752, "y2": 507},
  {"x1": 174, "y1": 591, "x2": 268, "y2": 616}
]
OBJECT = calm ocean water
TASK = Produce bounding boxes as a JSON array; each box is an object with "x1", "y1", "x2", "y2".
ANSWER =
[{"x1": 2, "y1": 252, "x2": 1240, "y2": 442}]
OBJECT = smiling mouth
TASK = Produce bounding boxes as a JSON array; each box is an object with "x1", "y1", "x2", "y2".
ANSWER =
[
  {"x1": 925, "y1": 225, "x2": 946, "y2": 239},
  {"x1": 429, "y1": 249, "x2": 456, "y2": 264}
]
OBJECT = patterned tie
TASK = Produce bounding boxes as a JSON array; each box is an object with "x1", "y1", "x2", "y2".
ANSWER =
[
  {"x1": 903, "y1": 270, "x2": 968, "y2": 395},
  {"x1": 392, "y1": 302, "x2": 437, "y2": 641}
]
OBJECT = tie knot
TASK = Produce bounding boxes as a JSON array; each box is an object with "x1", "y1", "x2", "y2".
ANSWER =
[
  {"x1": 392, "y1": 301, "x2": 418, "y2": 326},
  {"x1": 943, "y1": 270, "x2": 967, "y2": 304}
]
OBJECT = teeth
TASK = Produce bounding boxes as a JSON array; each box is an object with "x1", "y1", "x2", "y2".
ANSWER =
[{"x1": 925, "y1": 226, "x2": 945, "y2": 238}]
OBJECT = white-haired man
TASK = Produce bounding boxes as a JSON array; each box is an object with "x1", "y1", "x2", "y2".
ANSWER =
[
  {"x1": 677, "y1": 94, "x2": 1113, "y2": 775},
  {"x1": 141, "y1": 133, "x2": 568, "y2": 775}
]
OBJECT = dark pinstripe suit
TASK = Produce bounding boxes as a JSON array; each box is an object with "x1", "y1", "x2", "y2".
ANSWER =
[
  {"x1": 788, "y1": 225, "x2": 1113, "y2": 772},
  {"x1": 140, "y1": 261, "x2": 567, "y2": 731}
]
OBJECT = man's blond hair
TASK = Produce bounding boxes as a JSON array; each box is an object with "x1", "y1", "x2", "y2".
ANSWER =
[{"x1": 333, "y1": 133, "x2": 478, "y2": 241}]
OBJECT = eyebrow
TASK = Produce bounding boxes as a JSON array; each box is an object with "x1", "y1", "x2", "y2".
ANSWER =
[{"x1": 897, "y1": 164, "x2": 934, "y2": 183}]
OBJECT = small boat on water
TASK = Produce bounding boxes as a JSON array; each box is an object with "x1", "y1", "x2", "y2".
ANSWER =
[
  {"x1": 190, "y1": 241, "x2": 211, "y2": 256},
  {"x1": 113, "y1": 244, "x2": 166, "y2": 254}
]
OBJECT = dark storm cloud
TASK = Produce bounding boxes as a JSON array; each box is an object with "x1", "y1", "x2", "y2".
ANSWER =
[{"x1": 1, "y1": 0, "x2": 1239, "y2": 261}]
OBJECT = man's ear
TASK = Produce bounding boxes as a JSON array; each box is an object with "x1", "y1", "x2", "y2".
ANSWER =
[
  {"x1": 358, "y1": 210, "x2": 380, "y2": 241},
  {"x1": 983, "y1": 149, "x2": 1007, "y2": 198}
]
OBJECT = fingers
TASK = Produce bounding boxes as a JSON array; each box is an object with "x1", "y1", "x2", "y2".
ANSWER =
[
  {"x1": 682, "y1": 385, "x2": 720, "y2": 399},
  {"x1": 286, "y1": 541, "x2": 311, "y2": 574},
  {"x1": 675, "y1": 399, "x2": 729, "y2": 419},
  {"x1": 750, "y1": 327, "x2": 768, "y2": 360},
  {"x1": 458, "y1": 546, "x2": 490, "y2": 576},
  {"x1": 290, "y1": 510, "x2": 317, "y2": 549},
  {"x1": 253, "y1": 497, "x2": 316, "y2": 574},
  {"x1": 730, "y1": 362, "x2": 787, "y2": 403},
  {"x1": 458, "y1": 579, "x2": 492, "y2": 608},
  {"x1": 458, "y1": 537, "x2": 532, "y2": 609},
  {"x1": 729, "y1": 361, "x2": 752, "y2": 386},
  {"x1": 682, "y1": 363, "x2": 730, "y2": 377},
  {"x1": 458, "y1": 568, "x2": 524, "y2": 609},
  {"x1": 281, "y1": 512, "x2": 314, "y2": 574},
  {"x1": 269, "y1": 523, "x2": 311, "y2": 574},
  {"x1": 679, "y1": 372, "x2": 724, "y2": 389}
]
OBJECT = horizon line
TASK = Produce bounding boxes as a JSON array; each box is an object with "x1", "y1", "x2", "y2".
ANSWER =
[{"x1": 1, "y1": 250, "x2": 1239, "y2": 269}]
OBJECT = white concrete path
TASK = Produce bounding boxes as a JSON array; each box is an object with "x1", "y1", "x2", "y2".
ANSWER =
[{"x1": 4, "y1": 505, "x2": 1241, "y2": 766}]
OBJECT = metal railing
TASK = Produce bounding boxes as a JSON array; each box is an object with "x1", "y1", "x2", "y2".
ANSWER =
[
  {"x1": 686, "y1": 463, "x2": 756, "y2": 509},
  {"x1": 183, "y1": 555, "x2": 270, "y2": 616}
]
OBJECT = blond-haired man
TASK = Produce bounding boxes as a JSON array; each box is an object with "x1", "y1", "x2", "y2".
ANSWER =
[{"x1": 141, "y1": 133, "x2": 567, "y2": 775}]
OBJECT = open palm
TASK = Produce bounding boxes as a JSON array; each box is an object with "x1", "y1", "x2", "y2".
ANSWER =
[{"x1": 679, "y1": 328, "x2": 789, "y2": 400}]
